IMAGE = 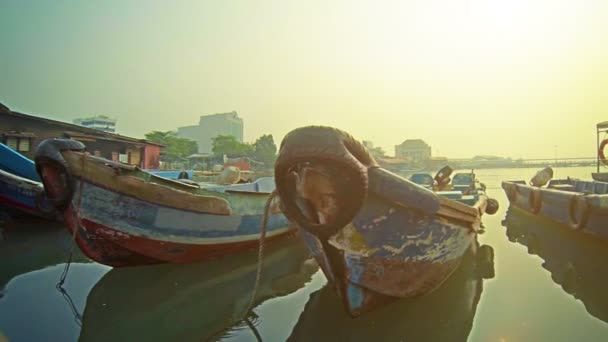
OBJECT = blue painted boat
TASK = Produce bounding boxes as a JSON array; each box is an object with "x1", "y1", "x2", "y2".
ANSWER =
[
  {"x1": 288, "y1": 239, "x2": 494, "y2": 340},
  {"x1": 408, "y1": 170, "x2": 487, "y2": 206},
  {"x1": 0, "y1": 143, "x2": 55, "y2": 218},
  {"x1": 34, "y1": 139, "x2": 294, "y2": 267},
  {"x1": 273, "y1": 126, "x2": 498, "y2": 316},
  {"x1": 502, "y1": 172, "x2": 608, "y2": 240},
  {"x1": 0, "y1": 142, "x2": 41, "y2": 181}
]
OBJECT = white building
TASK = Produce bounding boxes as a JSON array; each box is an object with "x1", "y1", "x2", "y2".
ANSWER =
[
  {"x1": 178, "y1": 111, "x2": 244, "y2": 153},
  {"x1": 395, "y1": 139, "x2": 431, "y2": 162},
  {"x1": 73, "y1": 115, "x2": 117, "y2": 133}
]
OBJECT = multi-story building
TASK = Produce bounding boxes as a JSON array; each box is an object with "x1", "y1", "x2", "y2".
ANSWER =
[
  {"x1": 73, "y1": 115, "x2": 117, "y2": 133},
  {"x1": 395, "y1": 139, "x2": 431, "y2": 163},
  {"x1": 178, "y1": 111, "x2": 244, "y2": 153}
]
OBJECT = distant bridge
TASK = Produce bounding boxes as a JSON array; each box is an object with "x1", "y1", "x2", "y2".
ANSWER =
[{"x1": 446, "y1": 157, "x2": 597, "y2": 169}]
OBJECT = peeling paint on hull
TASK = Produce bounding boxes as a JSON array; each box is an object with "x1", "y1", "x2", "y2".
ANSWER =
[
  {"x1": 58, "y1": 179, "x2": 294, "y2": 267},
  {"x1": 0, "y1": 168, "x2": 54, "y2": 219},
  {"x1": 299, "y1": 193, "x2": 476, "y2": 316}
]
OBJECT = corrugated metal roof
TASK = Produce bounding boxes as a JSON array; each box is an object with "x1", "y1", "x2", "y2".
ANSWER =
[{"x1": 0, "y1": 102, "x2": 165, "y2": 147}]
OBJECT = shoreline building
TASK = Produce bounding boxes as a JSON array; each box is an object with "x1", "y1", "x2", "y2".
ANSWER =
[
  {"x1": 178, "y1": 111, "x2": 244, "y2": 153},
  {"x1": 73, "y1": 115, "x2": 117, "y2": 133},
  {"x1": 395, "y1": 139, "x2": 431, "y2": 163},
  {"x1": 1, "y1": 103, "x2": 162, "y2": 169}
]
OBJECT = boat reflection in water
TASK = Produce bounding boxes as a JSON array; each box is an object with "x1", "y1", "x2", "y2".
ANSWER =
[
  {"x1": 287, "y1": 240, "x2": 494, "y2": 341},
  {"x1": 0, "y1": 219, "x2": 89, "y2": 290},
  {"x1": 79, "y1": 235, "x2": 318, "y2": 341},
  {"x1": 503, "y1": 207, "x2": 608, "y2": 323}
]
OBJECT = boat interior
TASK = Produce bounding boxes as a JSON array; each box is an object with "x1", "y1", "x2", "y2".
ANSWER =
[{"x1": 546, "y1": 178, "x2": 608, "y2": 195}]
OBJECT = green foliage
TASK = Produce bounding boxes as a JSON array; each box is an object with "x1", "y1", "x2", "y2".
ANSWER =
[
  {"x1": 369, "y1": 146, "x2": 386, "y2": 158},
  {"x1": 211, "y1": 135, "x2": 253, "y2": 158},
  {"x1": 251, "y1": 134, "x2": 277, "y2": 165},
  {"x1": 144, "y1": 130, "x2": 198, "y2": 162}
]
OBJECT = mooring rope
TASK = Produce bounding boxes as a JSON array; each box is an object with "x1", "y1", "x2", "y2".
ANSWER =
[
  {"x1": 244, "y1": 316, "x2": 263, "y2": 342},
  {"x1": 240, "y1": 190, "x2": 277, "y2": 321},
  {"x1": 57, "y1": 152, "x2": 86, "y2": 288}
]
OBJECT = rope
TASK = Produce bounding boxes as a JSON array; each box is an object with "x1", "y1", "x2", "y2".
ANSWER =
[
  {"x1": 244, "y1": 316, "x2": 263, "y2": 342},
  {"x1": 57, "y1": 152, "x2": 86, "y2": 287},
  {"x1": 240, "y1": 190, "x2": 277, "y2": 320}
]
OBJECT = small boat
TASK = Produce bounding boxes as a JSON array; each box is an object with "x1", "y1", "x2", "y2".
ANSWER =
[
  {"x1": 408, "y1": 167, "x2": 488, "y2": 206},
  {"x1": 0, "y1": 143, "x2": 55, "y2": 219},
  {"x1": 502, "y1": 167, "x2": 608, "y2": 240},
  {"x1": 288, "y1": 239, "x2": 494, "y2": 341},
  {"x1": 273, "y1": 126, "x2": 499, "y2": 316},
  {"x1": 502, "y1": 208, "x2": 608, "y2": 323},
  {"x1": 78, "y1": 236, "x2": 317, "y2": 341},
  {"x1": 34, "y1": 139, "x2": 294, "y2": 267}
]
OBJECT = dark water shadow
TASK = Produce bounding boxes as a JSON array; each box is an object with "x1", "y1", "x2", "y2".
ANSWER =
[
  {"x1": 287, "y1": 239, "x2": 494, "y2": 342},
  {"x1": 78, "y1": 236, "x2": 318, "y2": 342},
  {"x1": 0, "y1": 218, "x2": 89, "y2": 291},
  {"x1": 502, "y1": 207, "x2": 608, "y2": 323}
]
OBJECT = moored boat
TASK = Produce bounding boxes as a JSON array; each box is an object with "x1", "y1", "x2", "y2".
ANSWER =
[
  {"x1": 288, "y1": 239, "x2": 494, "y2": 341},
  {"x1": 273, "y1": 126, "x2": 498, "y2": 316},
  {"x1": 34, "y1": 139, "x2": 294, "y2": 267},
  {"x1": 0, "y1": 143, "x2": 55, "y2": 219},
  {"x1": 502, "y1": 172, "x2": 608, "y2": 239}
]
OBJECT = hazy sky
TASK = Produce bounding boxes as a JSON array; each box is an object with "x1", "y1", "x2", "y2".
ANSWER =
[{"x1": 1, "y1": 0, "x2": 607, "y2": 158}]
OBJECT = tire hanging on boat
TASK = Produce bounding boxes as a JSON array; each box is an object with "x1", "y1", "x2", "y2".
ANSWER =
[
  {"x1": 528, "y1": 188, "x2": 542, "y2": 214},
  {"x1": 569, "y1": 195, "x2": 589, "y2": 230},
  {"x1": 34, "y1": 139, "x2": 86, "y2": 210},
  {"x1": 274, "y1": 126, "x2": 377, "y2": 239}
]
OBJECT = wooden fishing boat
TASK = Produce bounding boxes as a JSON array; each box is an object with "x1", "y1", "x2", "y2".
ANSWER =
[
  {"x1": 503, "y1": 121, "x2": 608, "y2": 240},
  {"x1": 288, "y1": 239, "x2": 494, "y2": 341},
  {"x1": 0, "y1": 143, "x2": 55, "y2": 219},
  {"x1": 408, "y1": 168, "x2": 488, "y2": 206},
  {"x1": 273, "y1": 126, "x2": 499, "y2": 316},
  {"x1": 78, "y1": 236, "x2": 317, "y2": 341},
  {"x1": 502, "y1": 170, "x2": 608, "y2": 240},
  {"x1": 34, "y1": 139, "x2": 294, "y2": 267},
  {"x1": 502, "y1": 207, "x2": 608, "y2": 323}
]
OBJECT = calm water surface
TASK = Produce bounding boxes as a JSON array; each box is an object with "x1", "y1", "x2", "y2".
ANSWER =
[{"x1": 1, "y1": 166, "x2": 607, "y2": 341}]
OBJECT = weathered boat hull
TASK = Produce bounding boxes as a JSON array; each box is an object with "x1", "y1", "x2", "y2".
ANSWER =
[
  {"x1": 299, "y1": 193, "x2": 476, "y2": 316},
  {"x1": 502, "y1": 179, "x2": 608, "y2": 239},
  {"x1": 287, "y1": 240, "x2": 493, "y2": 341},
  {"x1": 0, "y1": 169, "x2": 54, "y2": 219},
  {"x1": 273, "y1": 126, "x2": 493, "y2": 316},
  {"x1": 0, "y1": 143, "x2": 55, "y2": 219},
  {"x1": 35, "y1": 139, "x2": 294, "y2": 267}
]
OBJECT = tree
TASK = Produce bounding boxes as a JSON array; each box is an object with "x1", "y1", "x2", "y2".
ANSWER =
[
  {"x1": 252, "y1": 134, "x2": 277, "y2": 165},
  {"x1": 369, "y1": 146, "x2": 386, "y2": 159},
  {"x1": 144, "y1": 130, "x2": 198, "y2": 162},
  {"x1": 211, "y1": 135, "x2": 252, "y2": 158}
]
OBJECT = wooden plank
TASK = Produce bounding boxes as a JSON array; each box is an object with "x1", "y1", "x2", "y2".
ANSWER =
[
  {"x1": 437, "y1": 196, "x2": 478, "y2": 216},
  {"x1": 64, "y1": 151, "x2": 232, "y2": 215}
]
